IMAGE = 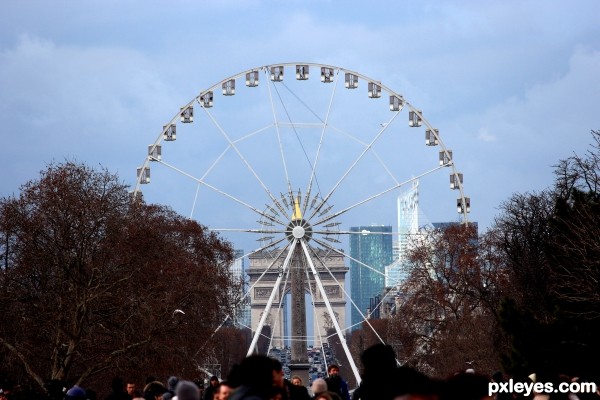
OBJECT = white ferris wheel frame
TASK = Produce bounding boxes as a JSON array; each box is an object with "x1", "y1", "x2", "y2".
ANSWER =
[{"x1": 133, "y1": 62, "x2": 470, "y2": 385}]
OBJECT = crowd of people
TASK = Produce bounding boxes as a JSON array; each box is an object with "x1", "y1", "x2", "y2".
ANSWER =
[{"x1": 1, "y1": 344, "x2": 598, "y2": 400}]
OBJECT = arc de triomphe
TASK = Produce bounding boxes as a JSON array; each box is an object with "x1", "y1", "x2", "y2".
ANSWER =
[{"x1": 247, "y1": 247, "x2": 348, "y2": 349}]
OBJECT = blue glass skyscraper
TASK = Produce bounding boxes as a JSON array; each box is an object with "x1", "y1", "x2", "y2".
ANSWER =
[{"x1": 349, "y1": 225, "x2": 393, "y2": 328}]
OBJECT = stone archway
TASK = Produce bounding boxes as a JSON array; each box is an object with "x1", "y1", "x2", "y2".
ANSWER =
[{"x1": 247, "y1": 247, "x2": 348, "y2": 349}]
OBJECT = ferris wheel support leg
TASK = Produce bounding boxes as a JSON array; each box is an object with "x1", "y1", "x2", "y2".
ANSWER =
[
  {"x1": 300, "y1": 240, "x2": 362, "y2": 385},
  {"x1": 247, "y1": 239, "x2": 297, "y2": 357}
]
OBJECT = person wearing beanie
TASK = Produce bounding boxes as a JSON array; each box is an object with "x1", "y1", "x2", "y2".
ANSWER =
[
  {"x1": 65, "y1": 386, "x2": 87, "y2": 400},
  {"x1": 174, "y1": 380, "x2": 200, "y2": 400},
  {"x1": 203, "y1": 376, "x2": 219, "y2": 400},
  {"x1": 143, "y1": 381, "x2": 168, "y2": 400},
  {"x1": 163, "y1": 376, "x2": 180, "y2": 400},
  {"x1": 311, "y1": 379, "x2": 327, "y2": 399}
]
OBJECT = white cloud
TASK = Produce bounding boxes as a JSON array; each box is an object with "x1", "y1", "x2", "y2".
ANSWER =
[
  {"x1": 446, "y1": 46, "x2": 600, "y2": 228},
  {"x1": 0, "y1": 35, "x2": 181, "y2": 194}
]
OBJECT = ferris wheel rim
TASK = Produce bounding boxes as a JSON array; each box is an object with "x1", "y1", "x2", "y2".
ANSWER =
[
  {"x1": 134, "y1": 62, "x2": 469, "y2": 219},
  {"x1": 133, "y1": 62, "x2": 471, "y2": 383}
]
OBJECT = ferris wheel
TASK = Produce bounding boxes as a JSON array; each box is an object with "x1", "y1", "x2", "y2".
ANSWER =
[{"x1": 133, "y1": 63, "x2": 470, "y2": 383}]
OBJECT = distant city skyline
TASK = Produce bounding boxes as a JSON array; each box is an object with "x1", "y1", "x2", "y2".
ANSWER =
[{"x1": 349, "y1": 225, "x2": 394, "y2": 328}]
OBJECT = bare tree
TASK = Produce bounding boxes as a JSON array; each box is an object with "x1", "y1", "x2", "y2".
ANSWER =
[
  {"x1": 393, "y1": 223, "x2": 509, "y2": 377},
  {"x1": 491, "y1": 130, "x2": 600, "y2": 377},
  {"x1": 0, "y1": 161, "x2": 236, "y2": 394},
  {"x1": 494, "y1": 190, "x2": 556, "y2": 320},
  {"x1": 550, "y1": 130, "x2": 600, "y2": 320}
]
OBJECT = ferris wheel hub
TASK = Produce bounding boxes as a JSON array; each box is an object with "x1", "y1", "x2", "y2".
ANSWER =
[{"x1": 292, "y1": 225, "x2": 305, "y2": 239}]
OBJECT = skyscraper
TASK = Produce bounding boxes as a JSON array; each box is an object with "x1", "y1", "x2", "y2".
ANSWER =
[
  {"x1": 349, "y1": 225, "x2": 393, "y2": 327},
  {"x1": 385, "y1": 181, "x2": 420, "y2": 287}
]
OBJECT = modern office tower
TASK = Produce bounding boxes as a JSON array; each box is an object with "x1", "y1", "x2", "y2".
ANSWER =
[
  {"x1": 385, "y1": 181, "x2": 420, "y2": 288},
  {"x1": 349, "y1": 225, "x2": 393, "y2": 327},
  {"x1": 398, "y1": 180, "x2": 420, "y2": 261}
]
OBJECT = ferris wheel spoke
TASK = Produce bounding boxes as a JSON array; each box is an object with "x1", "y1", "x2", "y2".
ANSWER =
[
  {"x1": 270, "y1": 69, "x2": 342, "y2": 216},
  {"x1": 155, "y1": 159, "x2": 287, "y2": 226},
  {"x1": 325, "y1": 123, "x2": 405, "y2": 187},
  {"x1": 311, "y1": 236, "x2": 384, "y2": 278},
  {"x1": 306, "y1": 241, "x2": 387, "y2": 346},
  {"x1": 238, "y1": 240, "x2": 292, "y2": 309},
  {"x1": 201, "y1": 106, "x2": 285, "y2": 213},
  {"x1": 304, "y1": 264, "x2": 325, "y2": 348},
  {"x1": 248, "y1": 239, "x2": 297, "y2": 356},
  {"x1": 210, "y1": 228, "x2": 286, "y2": 234},
  {"x1": 266, "y1": 73, "x2": 294, "y2": 203},
  {"x1": 307, "y1": 111, "x2": 401, "y2": 221},
  {"x1": 311, "y1": 165, "x2": 443, "y2": 227},
  {"x1": 304, "y1": 69, "x2": 341, "y2": 216},
  {"x1": 194, "y1": 240, "x2": 292, "y2": 359},
  {"x1": 268, "y1": 261, "x2": 292, "y2": 353},
  {"x1": 190, "y1": 123, "x2": 276, "y2": 217},
  {"x1": 299, "y1": 239, "x2": 361, "y2": 384}
]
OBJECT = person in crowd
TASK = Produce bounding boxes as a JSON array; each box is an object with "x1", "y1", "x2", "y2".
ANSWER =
[
  {"x1": 175, "y1": 380, "x2": 200, "y2": 400},
  {"x1": 203, "y1": 376, "x2": 220, "y2": 400},
  {"x1": 271, "y1": 359, "x2": 310, "y2": 400},
  {"x1": 271, "y1": 387, "x2": 287, "y2": 400},
  {"x1": 65, "y1": 386, "x2": 87, "y2": 400},
  {"x1": 106, "y1": 377, "x2": 132, "y2": 400},
  {"x1": 164, "y1": 377, "x2": 180, "y2": 400},
  {"x1": 313, "y1": 394, "x2": 334, "y2": 400},
  {"x1": 310, "y1": 379, "x2": 328, "y2": 400},
  {"x1": 216, "y1": 381, "x2": 233, "y2": 400},
  {"x1": 228, "y1": 355, "x2": 274, "y2": 400},
  {"x1": 127, "y1": 383, "x2": 138, "y2": 399},
  {"x1": 143, "y1": 381, "x2": 168, "y2": 400},
  {"x1": 491, "y1": 372, "x2": 512, "y2": 400},
  {"x1": 324, "y1": 365, "x2": 350, "y2": 400},
  {"x1": 290, "y1": 377, "x2": 303, "y2": 387},
  {"x1": 390, "y1": 367, "x2": 440, "y2": 400},
  {"x1": 131, "y1": 389, "x2": 145, "y2": 400},
  {"x1": 352, "y1": 343, "x2": 398, "y2": 400}
]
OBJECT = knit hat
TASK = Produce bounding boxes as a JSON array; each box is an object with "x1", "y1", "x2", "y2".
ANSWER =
[
  {"x1": 167, "y1": 376, "x2": 180, "y2": 391},
  {"x1": 65, "y1": 386, "x2": 86, "y2": 400},
  {"x1": 311, "y1": 378, "x2": 327, "y2": 395},
  {"x1": 175, "y1": 380, "x2": 200, "y2": 400}
]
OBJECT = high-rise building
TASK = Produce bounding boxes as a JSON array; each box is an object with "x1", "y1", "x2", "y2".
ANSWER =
[
  {"x1": 349, "y1": 225, "x2": 393, "y2": 327},
  {"x1": 384, "y1": 181, "x2": 420, "y2": 288},
  {"x1": 397, "y1": 180, "x2": 420, "y2": 261}
]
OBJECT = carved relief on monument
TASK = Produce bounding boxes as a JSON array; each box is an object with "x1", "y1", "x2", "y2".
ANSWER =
[
  {"x1": 324, "y1": 285, "x2": 341, "y2": 298},
  {"x1": 254, "y1": 287, "x2": 275, "y2": 300}
]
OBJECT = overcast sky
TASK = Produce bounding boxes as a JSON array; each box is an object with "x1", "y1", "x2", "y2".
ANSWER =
[{"x1": 2, "y1": 0, "x2": 599, "y2": 238}]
